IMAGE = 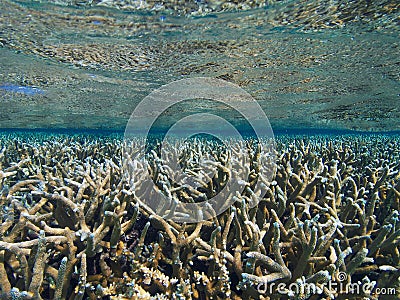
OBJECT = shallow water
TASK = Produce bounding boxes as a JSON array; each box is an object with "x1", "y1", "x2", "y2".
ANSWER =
[
  {"x1": 0, "y1": 0, "x2": 399, "y2": 133},
  {"x1": 1, "y1": 3, "x2": 400, "y2": 298}
]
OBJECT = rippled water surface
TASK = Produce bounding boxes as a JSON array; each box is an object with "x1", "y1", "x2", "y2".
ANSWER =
[{"x1": 0, "y1": 0, "x2": 399, "y2": 132}]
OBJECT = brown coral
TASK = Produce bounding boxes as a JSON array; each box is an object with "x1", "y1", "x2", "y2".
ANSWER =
[{"x1": 0, "y1": 133, "x2": 399, "y2": 299}]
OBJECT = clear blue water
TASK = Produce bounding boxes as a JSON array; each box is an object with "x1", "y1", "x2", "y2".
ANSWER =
[
  {"x1": 0, "y1": 2, "x2": 399, "y2": 298},
  {"x1": 0, "y1": 0, "x2": 399, "y2": 134}
]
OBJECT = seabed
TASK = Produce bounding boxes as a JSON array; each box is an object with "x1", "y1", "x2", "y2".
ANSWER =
[
  {"x1": 0, "y1": 0, "x2": 399, "y2": 299},
  {"x1": 0, "y1": 131, "x2": 399, "y2": 299}
]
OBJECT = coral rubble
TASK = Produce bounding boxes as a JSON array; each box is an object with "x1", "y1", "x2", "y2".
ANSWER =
[{"x1": 0, "y1": 133, "x2": 399, "y2": 299}]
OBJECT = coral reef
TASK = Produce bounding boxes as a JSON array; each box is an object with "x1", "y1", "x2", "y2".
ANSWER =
[{"x1": 0, "y1": 133, "x2": 399, "y2": 299}]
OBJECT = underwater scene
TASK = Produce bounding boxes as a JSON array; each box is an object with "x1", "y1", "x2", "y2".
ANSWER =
[{"x1": 0, "y1": 0, "x2": 400, "y2": 299}]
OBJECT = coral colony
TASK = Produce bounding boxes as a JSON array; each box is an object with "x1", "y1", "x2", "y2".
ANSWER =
[{"x1": 0, "y1": 133, "x2": 399, "y2": 299}]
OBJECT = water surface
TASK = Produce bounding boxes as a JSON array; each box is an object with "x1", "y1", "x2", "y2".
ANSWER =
[{"x1": 0, "y1": 0, "x2": 399, "y2": 132}]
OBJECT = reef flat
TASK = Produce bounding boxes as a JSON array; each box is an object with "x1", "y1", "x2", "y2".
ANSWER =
[
  {"x1": 0, "y1": 132, "x2": 399, "y2": 299},
  {"x1": 1, "y1": 0, "x2": 399, "y2": 131}
]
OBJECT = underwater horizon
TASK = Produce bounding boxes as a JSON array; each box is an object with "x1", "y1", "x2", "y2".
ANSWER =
[{"x1": 0, "y1": 1, "x2": 399, "y2": 299}]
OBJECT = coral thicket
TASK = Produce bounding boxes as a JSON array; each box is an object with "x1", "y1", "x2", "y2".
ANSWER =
[{"x1": 0, "y1": 133, "x2": 399, "y2": 299}]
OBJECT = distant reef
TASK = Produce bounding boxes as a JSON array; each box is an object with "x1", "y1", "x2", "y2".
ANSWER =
[{"x1": 0, "y1": 133, "x2": 399, "y2": 299}]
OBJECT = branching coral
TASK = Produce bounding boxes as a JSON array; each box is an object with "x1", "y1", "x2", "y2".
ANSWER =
[{"x1": 0, "y1": 133, "x2": 399, "y2": 299}]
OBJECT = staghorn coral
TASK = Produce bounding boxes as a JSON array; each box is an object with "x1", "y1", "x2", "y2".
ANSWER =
[{"x1": 0, "y1": 132, "x2": 399, "y2": 299}]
